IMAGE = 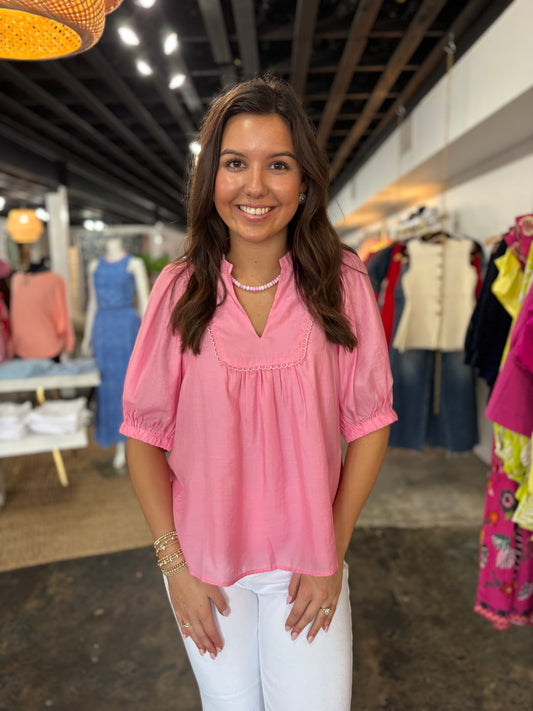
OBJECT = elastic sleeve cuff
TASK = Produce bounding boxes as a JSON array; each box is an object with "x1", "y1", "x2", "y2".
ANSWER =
[
  {"x1": 119, "y1": 422, "x2": 174, "y2": 451},
  {"x1": 341, "y1": 408, "x2": 398, "y2": 443}
]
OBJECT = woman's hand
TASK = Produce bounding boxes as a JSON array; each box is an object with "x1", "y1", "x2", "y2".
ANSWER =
[
  {"x1": 167, "y1": 570, "x2": 230, "y2": 659},
  {"x1": 284, "y1": 565, "x2": 343, "y2": 643}
]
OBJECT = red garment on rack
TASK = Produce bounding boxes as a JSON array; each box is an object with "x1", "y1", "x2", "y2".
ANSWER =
[{"x1": 380, "y1": 243, "x2": 404, "y2": 348}]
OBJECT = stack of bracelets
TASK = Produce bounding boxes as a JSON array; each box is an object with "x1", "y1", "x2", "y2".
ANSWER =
[{"x1": 154, "y1": 530, "x2": 188, "y2": 577}]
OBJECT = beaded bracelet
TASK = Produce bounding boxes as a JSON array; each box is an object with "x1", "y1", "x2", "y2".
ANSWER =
[
  {"x1": 162, "y1": 559, "x2": 188, "y2": 577},
  {"x1": 157, "y1": 549, "x2": 183, "y2": 568},
  {"x1": 154, "y1": 530, "x2": 179, "y2": 553}
]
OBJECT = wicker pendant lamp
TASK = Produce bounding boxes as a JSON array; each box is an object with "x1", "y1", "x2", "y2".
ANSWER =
[
  {"x1": 6, "y1": 209, "x2": 44, "y2": 244},
  {"x1": 0, "y1": 0, "x2": 123, "y2": 61}
]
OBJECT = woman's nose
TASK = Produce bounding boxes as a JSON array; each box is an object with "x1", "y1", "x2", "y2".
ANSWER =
[{"x1": 244, "y1": 165, "x2": 267, "y2": 195}]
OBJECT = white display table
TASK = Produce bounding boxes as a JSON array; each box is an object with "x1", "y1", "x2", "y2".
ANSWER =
[{"x1": 0, "y1": 366, "x2": 101, "y2": 504}]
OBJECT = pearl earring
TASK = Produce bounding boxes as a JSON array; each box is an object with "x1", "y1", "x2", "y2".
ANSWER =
[{"x1": 298, "y1": 192, "x2": 307, "y2": 204}]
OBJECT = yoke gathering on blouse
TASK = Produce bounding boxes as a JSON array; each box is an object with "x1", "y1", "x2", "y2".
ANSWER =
[{"x1": 121, "y1": 251, "x2": 396, "y2": 586}]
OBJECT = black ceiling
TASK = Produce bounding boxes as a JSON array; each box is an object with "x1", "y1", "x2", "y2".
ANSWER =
[{"x1": 0, "y1": 0, "x2": 512, "y2": 227}]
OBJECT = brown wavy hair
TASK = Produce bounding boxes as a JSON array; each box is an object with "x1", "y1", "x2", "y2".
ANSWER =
[{"x1": 171, "y1": 75, "x2": 357, "y2": 354}]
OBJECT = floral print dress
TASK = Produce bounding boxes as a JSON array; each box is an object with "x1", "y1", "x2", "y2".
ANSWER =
[{"x1": 475, "y1": 238, "x2": 533, "y2": 629}]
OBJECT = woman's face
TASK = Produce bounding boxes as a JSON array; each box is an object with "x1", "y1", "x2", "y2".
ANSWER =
[{"x1": 214, "y1": 113, "x2": 306, "y2": 253}]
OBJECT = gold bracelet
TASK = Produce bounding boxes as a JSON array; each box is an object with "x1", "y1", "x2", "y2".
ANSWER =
[
  {"x1": 157, "y1": 550, "x2": 183, "y2": 568},
  {"x1": 162, "y1": 559, "x2": 188, "y2": 577},
  {"x1": 154, "y1": 530, "x2": 179, "y2": 553}
]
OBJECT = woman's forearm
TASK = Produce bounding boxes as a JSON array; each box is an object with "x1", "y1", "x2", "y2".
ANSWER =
[
  {"x1": 333, "y1": 426, "x2": 390, "y2": 562},
  {"x1": 125, "y1": 438, "x2": 176, "y2": 540}
]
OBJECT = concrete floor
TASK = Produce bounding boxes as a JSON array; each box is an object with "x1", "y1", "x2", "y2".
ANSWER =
[{"x1": 1, "y1": 447, "x2": 532, "y2": 711}]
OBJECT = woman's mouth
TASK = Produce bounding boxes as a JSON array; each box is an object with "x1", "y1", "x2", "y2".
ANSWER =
[{"x1": 238, "y1": 205, "x2": 273, "y2": 216}]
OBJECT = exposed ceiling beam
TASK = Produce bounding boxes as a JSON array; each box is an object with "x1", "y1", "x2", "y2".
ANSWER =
[
  {"x1": 197, "y1": 0, "x2": 238, "y2": 87},
  {"x1": 317, "y1": 0, "x2": 385, "y2": 148},
  {"x1": 0, "y1": 61, "x2": 182, "y2": 203},
  {"x1": 306, "y1": 91, "x2": 399, "y2": 101},
  {"x1": 0, "y1": 121, "x2": 178, "y2": 224},
  {"x1": 83, "y1": 49, "x2": 188, "y2": 171},
  {"x1": 368, "y1": 0, "x2": 493, "y2": 154},
  {"x1": 330, "y1": 0, "x2": 450, "y2": 178},
  {"x1": 290, "y1": 0, "x2": 320, "y2": 97},
  {"x1": 42, "y1": 61, "x2": 184, "y2": 192},
  {"x1": 0, "y1": 94, "x2": 183, "y2": 217},
  {"x1": 143, "y1": 14, "x2": 204, "y2": 119},
  {"x1": 231, "y1": 0, "x2": 260, "y2": 79},
  {"x1": 309, "y1": 64, "x2": 420, "y2": 74}
]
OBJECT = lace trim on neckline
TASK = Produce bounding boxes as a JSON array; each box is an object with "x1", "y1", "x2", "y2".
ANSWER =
[{"x1": 207, "y1": 318, "x2": 314, "y2": 372}]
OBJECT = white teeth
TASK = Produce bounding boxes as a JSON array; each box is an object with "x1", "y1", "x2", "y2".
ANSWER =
[{"x1": 239, "y1": 205, "x2": 272, "y2": 215}]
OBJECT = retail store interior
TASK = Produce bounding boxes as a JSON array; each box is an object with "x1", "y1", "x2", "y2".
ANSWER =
[{"x1": 0, "y1": 0, "x2": 532, "y2": 709}]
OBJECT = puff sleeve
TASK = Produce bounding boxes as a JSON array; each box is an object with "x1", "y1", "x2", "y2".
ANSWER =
[
  {"x1": 337, "y1": 252, "x2": 397, "y2": 442},
  {"x1": 120, "y1": 263, "x2": 187, "y2": 451}
]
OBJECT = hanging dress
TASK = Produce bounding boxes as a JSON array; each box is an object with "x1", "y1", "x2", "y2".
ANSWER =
[
  {"x1": 475, "y1": 242, "x2": 533, "y2": 629},
  {"x1": 92, "y1": 255, "x2": 140, "y2": 448}
]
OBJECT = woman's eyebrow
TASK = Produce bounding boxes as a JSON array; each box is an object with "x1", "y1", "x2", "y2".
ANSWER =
[{"x1": 220, "y1": 149, "x2": 298, "y2": 160}]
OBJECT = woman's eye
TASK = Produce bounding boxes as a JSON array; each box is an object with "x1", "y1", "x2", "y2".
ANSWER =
[
  {"x1": 271, "y1": 161, "x2": 288, "y2": 170},
  {"x1": 225, "y1": 159, "x2": 245, "y2": 169}
]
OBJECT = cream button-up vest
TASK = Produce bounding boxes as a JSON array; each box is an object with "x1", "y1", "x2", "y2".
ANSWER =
[{"x1": 393, "y1": 238, "x2": 477, "y2": 353}]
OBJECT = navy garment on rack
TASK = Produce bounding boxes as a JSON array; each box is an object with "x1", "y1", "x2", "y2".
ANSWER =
[{"x1": 464, "y1": 239, "x2": 512, "y2": 389}]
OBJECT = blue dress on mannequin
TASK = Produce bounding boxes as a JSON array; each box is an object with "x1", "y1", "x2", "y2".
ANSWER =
[{"x1": 91, "y1": 255, "x2": 140, "y2": 448}]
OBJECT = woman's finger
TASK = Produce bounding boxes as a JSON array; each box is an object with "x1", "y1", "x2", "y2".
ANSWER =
[
  {"x1": 307, "y1": 604, "x2": 335, "y2": 642},
  {"x1": 287, "y1": 572, "x2": 301, "y2": 604},
  {"x1": 209, "y1": 585, "x2": 231, "y2": 618}
]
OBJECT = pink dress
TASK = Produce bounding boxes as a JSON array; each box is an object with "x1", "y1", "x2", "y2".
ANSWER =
[{"x1": 121, "y1": 251, "x2": 397, "y2": 586}]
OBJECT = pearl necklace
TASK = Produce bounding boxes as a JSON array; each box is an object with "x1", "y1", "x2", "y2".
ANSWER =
[{"x1": 231, "y1": 274, "x2": 281, "y2": 293}]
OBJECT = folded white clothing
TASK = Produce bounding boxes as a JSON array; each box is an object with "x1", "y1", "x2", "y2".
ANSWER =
[
  {"x1": 25, "y1": 397, "x2": 89, "y2": 435},
  {"x1": 0, "y1": 402, "x2": 32, "y2": 439},
  {"x1": 0, "y1": 401, "x2": 32, "y2": 421}
]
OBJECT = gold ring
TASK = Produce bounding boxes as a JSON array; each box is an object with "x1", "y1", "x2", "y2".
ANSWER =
[
  {"x1": 320, "y1": 607, "x2": 332, "y2": 616},
  {"x1": 182, "y1": 622, "x2": 191, "y2": 629}
]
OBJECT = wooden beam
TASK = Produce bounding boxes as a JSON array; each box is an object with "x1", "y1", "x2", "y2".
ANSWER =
[
  {"x1": 290, "y1": 0, "x2": 321, "y2": 96},
  {"x1": 197, "y1": 0, "x2": 238, "y2": 87},
  {"x1": 330, "y1": 0, "x2": 449, "y2": 178},
  {"x1": 369, "y1": 0, "x2": 493, "y2": 151},
  {"x1": 42, "y1": 61, "x2": 184, "y2": 191},
  {"x1": 231, "y1": 0, "x2": 260, "y2": 79},
  {"x1": 317, "y1": 0, "x2": 385, "y2": 147},
  {"x1": 0, "y1": 93, "x2": 183, "y2": 216},
  {"x1": 84, "y1": 49, "x2": 188, "y2": 171},
  {"x1": 308, "y1": 64, "x2": 419, "y2": 74},
  {"x1": 0, "y1": 62, "x2": 182, "y2": 202}
]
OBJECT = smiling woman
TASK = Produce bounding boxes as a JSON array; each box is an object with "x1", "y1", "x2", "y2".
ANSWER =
[
  {"x1": 214, "y1": 113, "x2": 306, "y2": 261},
  {"x1": 120, "y1": 75, "x2": 397, "y2": 711}
]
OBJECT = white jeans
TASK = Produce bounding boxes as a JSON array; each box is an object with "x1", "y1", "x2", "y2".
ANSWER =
[{"x1": 164, "y1": 564, "x2": 353, "y2": 711}]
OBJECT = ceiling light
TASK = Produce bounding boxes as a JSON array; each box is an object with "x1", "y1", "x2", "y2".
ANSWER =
[
  {"x1": 0, "y1": 0, "x2": 123, "y2": 60},
  {"x1": 0, "y1": 197, "x2": 5, "y2": 211},
  {"x1": 34, "y1": 208, "x2": 50, "y2": 221},
  {"x1": 136, "y1": 59, "x2": 153, "y2": 76},
  {"x1": 136, "y1": 0, "x2": 157, "y2": 7},
  {"x1": 189, "y1": 141, "x2": 201, "y2": 156},
  {"x1": 169, "y1": 73, "x2": 186, "y2": 90},
  {"x1": 93, "y1": 220, "x2": 106, "y2": 231},
  {"x1": 83, "y1": 219, "x2": 95, "y2": 231},
  {"x1": 118, "y1": 26, "x2": 140, "y2": 47},
  {"x1": 163, "y1": 31, "x2": 179, "y2": 55}
]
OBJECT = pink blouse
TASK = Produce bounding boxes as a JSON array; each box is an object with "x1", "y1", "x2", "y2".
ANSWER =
[{"x1": 121, "y1": 251, "x2": 396, "y2": 586}]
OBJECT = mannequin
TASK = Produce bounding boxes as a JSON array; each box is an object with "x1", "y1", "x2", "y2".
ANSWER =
[{"x1": 81, "y1": 237, "x2": 149, "y2": 469}]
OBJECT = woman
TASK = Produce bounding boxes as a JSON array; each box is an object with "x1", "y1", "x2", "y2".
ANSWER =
[{"x1": 121, "y1": 75, "x2": 397, "y2": 711}]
